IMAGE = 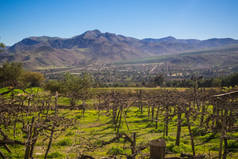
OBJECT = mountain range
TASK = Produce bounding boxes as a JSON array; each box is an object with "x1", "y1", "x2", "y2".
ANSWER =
[{"x1": 1, "y1": 29, "x2": 238, "y2": 69}]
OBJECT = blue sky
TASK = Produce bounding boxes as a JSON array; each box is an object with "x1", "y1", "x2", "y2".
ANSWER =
[{"x1": 1, "y1": 0, "x2": 238, "y2": 45}]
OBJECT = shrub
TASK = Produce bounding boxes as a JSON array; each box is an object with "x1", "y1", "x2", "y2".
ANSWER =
[
  {"x1": 21, "y1": 71, "x2": 45, "y2": 87},
  {"x1": 44, "y1": 80, "x2": 61, "y2": 94}
]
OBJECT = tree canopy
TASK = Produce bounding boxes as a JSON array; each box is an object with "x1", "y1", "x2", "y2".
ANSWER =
[
  {"x1": 0, "y1": 62, "x2": 23, "y2": 87},
  {"x1": 45, "y1": 72, "x2": 93, "y2": 106},
  {"x1": 0, "y1": 42, "x2": 5, "y2": 52},
  {"x1": 61, "y1": 73, "x2": 93, "y2": 106},
  {"x1": 21, "y1": 71, "x2": 45, "y2": 87},
  {"x1": 0, "y1": 62, "x2": 45, "y2": 89}
]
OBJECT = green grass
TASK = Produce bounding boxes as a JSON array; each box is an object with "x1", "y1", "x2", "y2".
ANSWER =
[
  {"x1": 1, "y1": 106, "x2": 237, "y2": 158},
  {"x1": 47, "y1": 152, "x2": 64, "y2": 158},
  {"x1": 0, "y1": 87, "x2": 237, "y2": 158}
]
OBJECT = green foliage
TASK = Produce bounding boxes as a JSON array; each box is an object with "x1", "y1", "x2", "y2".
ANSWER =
[
  {"x1": 183, "y1": 140, "x2": 189, "y2": 144},
  {"x1": 75, "y1": 114, "x2": 81, "y2": 119},
  {"x1": 0, "y1": 62, "x2": 46, "y2": 89},
  {"x1": 200, "y1": 133, "x2": 217, "y2": 142},
  {"x1": 227, "y1": 140, "x2": 238, "y2": 152},
  {"x1": 44, "y1": 80, "x2": 61, "y2": 94},
  {"x1": 191, "y1": 127, "x2": 207, "y2": 136},
  {"x1": 209, "y1": 145, "x2": 219, "y2": 151},
  {"x1": 56, "y1": 138, "x2": 72, "y2": 146},
  {"x1": 0, "y1": 42, "x2": 5, "y2": 52},
  {"x1": 145, "y1": 122, "x2": 155, "y2": 128},
  {"x1": 167, "y1": 143, "x2": 191, "y2": 153},
  {"x1": 160, "y1": 136, "x2": 176, "y2": 142},
  {"x1": 165, "y1": 79, "x2": 194, "y2": 88},
  {"x1": 0, "y1": 62, "x2": 23, "y2": 87},
  {"x1": 148, "y1": 128, "x2": 163, "y2": 133},
  {"x1": 60, "y1": 73, "x2": 93, "y2": 106},
  {"x1": 21, "y1": 71, "x2": 45, "y2": 87},
  {"x1": 47, "y1": 152, "x2": 64, "y2": 158},
  {"x1": 167, "y1": 143, "x2": 177, "y2": 153},
  {"x1": 0, "y1": 42, "x2": 5, "y2": 48},
  {"x1": 198, "y1": 78, "x2": 222, "y2": 87},
  {"x1": 164, "y1": 72, "x2": 238, "y2": 88},
  {"x1": 107, "y1": 147, "x2": 124, "y2": 155},
  {"x1": 1, "y1": 87, "x2": 238, "y2": 158},
  {"x1": 66, "y1": 131, "x2": 74, "y2": 136}
]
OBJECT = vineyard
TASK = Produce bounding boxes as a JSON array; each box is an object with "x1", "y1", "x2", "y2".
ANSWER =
[
  {"x1": 0, "y1": 87, "x2": 238, "y2": 159},
  {"x1": 1, "y1": 0, "x2": 238, "y2": 158}
]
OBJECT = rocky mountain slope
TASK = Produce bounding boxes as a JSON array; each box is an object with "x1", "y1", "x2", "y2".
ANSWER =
[{"x1": 1, "y1": 30, "x2": 238, "y2": 68}]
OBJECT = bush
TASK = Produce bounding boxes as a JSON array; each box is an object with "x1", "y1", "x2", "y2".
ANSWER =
[
  {"x1": 56, "y1": 138, "x2": 72, "y2": 146},
  {"x1": 44, "y1": 80, "x2": 61, "y2": 94},
  {"x1": 21, "y1": 71, "x2": 45, "y2": 87}
]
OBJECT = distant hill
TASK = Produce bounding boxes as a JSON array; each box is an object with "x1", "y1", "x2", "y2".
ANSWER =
[
  {"x1": 118, "y1": 45, "x2": 238, "y2": 71},
  {"x1": 1, "y1": 30, "x2": 238, "y2": 68}
]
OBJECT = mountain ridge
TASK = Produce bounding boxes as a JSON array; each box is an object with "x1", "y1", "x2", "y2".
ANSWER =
[{"x1": 1, "y1": 29, "x2": 238, "y2": 68}]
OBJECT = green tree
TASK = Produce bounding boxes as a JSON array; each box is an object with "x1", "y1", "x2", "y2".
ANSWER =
[
  {"x1": 0, "y1": 42, "x2": 5, "y2": 52},
  {"x1": 0, "y1": 62, "x2": 23, "y2": 87},
  {"x1": 21, "y1": 71, "x2": 45, "y2": 87},
  {"x1": 44, "y1": 80, "x2": 61, "y2": 94},
  {"x1": 60, "y1": 73, "x2": 93, "y2": 106}
]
